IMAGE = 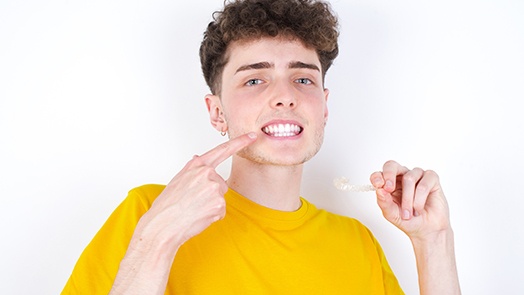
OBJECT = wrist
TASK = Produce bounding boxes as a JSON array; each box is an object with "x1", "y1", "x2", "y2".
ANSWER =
[
  {"x1": 129, "y1": 213, "x2": 185, "y2": 260},
  {"x1": 410, "y1": 227, "x2": 454, "y2": 251}
]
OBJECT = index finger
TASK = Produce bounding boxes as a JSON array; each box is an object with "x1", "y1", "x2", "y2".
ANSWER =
[
  {"x1": 382, "y1": 160, "x2": 409, "y2": 192},
  {"x1": 200, "y1": 132, "x2": 257, "y2": 168}
]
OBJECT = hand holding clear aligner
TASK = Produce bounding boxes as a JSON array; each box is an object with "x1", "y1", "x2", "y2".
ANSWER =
[{"x1": 333, "y1": 177, "x2": 376, "y2": 192}]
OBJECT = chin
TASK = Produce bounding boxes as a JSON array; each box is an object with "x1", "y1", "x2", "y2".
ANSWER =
[{"x1": 237, "y1": 145, "x2": 321, "y2": 167}]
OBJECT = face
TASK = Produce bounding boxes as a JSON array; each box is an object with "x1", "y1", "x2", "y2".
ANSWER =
[{"x1": 207, "y1": 37, "x2": 329, "y2": 166}]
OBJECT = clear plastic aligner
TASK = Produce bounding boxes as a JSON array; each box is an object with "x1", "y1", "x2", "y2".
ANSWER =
[{"x1": 333, "y1": 177, "x2": 376, "y2": 192}]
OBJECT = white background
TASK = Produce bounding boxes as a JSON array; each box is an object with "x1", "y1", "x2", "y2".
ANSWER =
[{"x1": 1, "y1": 0, "x2": 523, "y2": 294}]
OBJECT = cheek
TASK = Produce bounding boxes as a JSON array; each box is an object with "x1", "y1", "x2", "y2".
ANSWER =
[
  {"x1": 308, "y1": 100, "x2": 328, "y2": 120},
  {"x1": 224, "y1": 107, "x2": 258, "y2": 132}
]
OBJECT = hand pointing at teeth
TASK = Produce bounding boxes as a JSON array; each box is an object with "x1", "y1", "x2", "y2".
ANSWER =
[{"x1": 109, "y1": 132, "x2": 257, "y2": 295}]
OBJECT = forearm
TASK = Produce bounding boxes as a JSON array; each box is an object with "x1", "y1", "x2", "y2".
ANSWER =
[
  {"x1": 109, "y1": 217, "x2": 184, "y2": 295},
  {"x1": 411, "y1": 229, "x2": 461, "y2": 295}
]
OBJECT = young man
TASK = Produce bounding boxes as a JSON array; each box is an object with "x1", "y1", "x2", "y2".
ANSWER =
[{"x1": 63, "y1": 0, "x2": 460, "y2": 294}]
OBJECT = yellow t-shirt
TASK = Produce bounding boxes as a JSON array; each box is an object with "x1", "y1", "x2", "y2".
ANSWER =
[{"x1": 62, "y1": 185, "x2": 404, "y2": 294}]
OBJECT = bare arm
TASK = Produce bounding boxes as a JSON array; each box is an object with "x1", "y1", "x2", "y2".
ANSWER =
[
  {"x1": 371, "y1": 161, "x2": 461, "y2": 295},
  {"x1": 411, "y1": 227, "x2": 459, "y2": 295},
  {"x1": 109, "y1": 133, "x2": 257, "y2": 295}
]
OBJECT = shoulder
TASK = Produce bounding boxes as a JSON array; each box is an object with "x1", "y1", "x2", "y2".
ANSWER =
[
  {"x1": 304, "y1": 199, "x2": 371, "y2": 232},
  {"x1": 124, "y1": 184, "x2": 166, "y2": 210},
  {"x1": 323, "y1": 210, "x2": 370, "y2": 233},
  {"x1": 128, "y1": 183, "x2": 166, "y2": 198},
  {"x1": 304, "y1": 199, "x2": 379, "y2": 241}
]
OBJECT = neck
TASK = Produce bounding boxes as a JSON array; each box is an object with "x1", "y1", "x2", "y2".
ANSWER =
[{"x1": 226, "y1": 155, "x2": 303, "y2": 211}]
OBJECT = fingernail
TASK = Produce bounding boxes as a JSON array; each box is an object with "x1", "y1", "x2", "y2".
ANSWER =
[
  {"x1": 386, "y1": 180, "x2": 394, "y2": 189},
  {"x1": 402, "y1": 209, "x2": 411, "y2": 220},
  {"x1": 247, "y1": 132, "x2": 257, "y2": 139}
]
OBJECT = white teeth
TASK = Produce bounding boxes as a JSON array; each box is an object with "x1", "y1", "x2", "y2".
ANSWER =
[{"x1": 262, "y1": 123, "x2": 302, "y2": 137}]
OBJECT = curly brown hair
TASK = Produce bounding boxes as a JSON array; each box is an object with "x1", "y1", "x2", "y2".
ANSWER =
[{"x1": 199, "y1": 0, "x2": 339, "y2": 95}]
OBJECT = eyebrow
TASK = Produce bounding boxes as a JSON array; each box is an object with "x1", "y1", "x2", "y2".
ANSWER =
[
  {"x1": 235, "y1": 61, "x2": 320, "y2": 74},
  {"x1": 288, "y1": 61, "x2": 320, "y2": 72},
  {"x1": 235, "y1": 62, "x2": 272, "y2": 74}
]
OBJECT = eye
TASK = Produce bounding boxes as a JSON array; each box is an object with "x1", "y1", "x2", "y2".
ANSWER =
[
  {"x1": 295, "y1": 78, "x2": 312, "y2": 85},
  {"x1": 245, "y1": 79, "x2": 263, "y2": 86}
]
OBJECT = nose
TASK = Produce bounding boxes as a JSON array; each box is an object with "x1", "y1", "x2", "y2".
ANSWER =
[{"x1": 269, "y1": 81, "x2": 297, "y2": 109}]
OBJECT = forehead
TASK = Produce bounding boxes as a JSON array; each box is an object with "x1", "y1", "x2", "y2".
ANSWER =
[{"x1": 223, "y1": 37, "x2": 321, "y2": 72}]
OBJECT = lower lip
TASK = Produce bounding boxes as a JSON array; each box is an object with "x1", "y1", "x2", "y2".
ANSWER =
[{"x1": 261, "y1": 131, "x2": 303, "y2": 140}]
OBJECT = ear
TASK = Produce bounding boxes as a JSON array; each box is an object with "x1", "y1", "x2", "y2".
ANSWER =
[
  {"x1": 205, "y1": 94, "x2": 227, "y2": 132},
  {"x1": 323, "y1": 88, "x2": 330, "y2": 125}
]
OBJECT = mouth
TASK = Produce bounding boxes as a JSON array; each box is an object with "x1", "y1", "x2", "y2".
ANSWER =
[{"x1": 262, "y1": 123, "x2": 303, "y2": 137}]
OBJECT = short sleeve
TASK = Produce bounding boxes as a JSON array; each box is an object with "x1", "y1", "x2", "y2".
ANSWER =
[
  {"x1": 61, "y1": 184, "x2": 164, "y2": 295},
  {"x1": 365, "y1": 226, "x2": 405, "y2": 295}
]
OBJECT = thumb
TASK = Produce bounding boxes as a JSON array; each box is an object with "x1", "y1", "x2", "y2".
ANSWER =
[{"x1": 376, "y1": 188, "x2": 401, "y2": 224}]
